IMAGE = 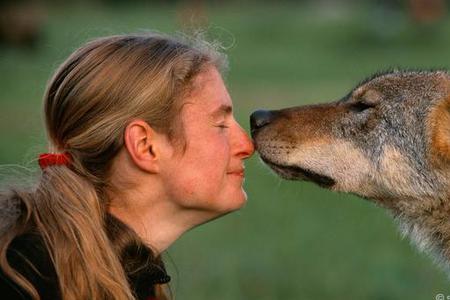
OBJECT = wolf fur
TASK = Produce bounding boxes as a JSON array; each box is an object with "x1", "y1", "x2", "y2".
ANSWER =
[{"x1": 250, "y1": 70, "x2": 450, "y2": 273}]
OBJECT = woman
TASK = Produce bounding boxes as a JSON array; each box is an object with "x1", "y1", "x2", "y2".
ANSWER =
[{"x1": 0, "y1": 33, "x2": 254, "y2": 300}]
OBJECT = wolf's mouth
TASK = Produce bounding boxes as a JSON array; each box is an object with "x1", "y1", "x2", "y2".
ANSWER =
[{"x1": 261, "y1": 158, "x2": 336, "y2": 188}]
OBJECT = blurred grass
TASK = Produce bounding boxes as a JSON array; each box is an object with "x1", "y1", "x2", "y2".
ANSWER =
[{"x1": 1, "y1": 1, "x2": 450, "y2": 299}]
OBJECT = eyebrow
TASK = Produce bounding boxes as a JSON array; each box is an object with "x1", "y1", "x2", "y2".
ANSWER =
[{"x1": 211, "y1": 104, "x2": 233, "y2": 118}]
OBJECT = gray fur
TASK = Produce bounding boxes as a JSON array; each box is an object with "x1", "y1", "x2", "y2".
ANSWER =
[{"x1": 252, "y1": 70, "x2": 450, "y2": 274}]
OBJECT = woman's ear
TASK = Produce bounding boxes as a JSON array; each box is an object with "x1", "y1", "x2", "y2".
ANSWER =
[
  {"x1": 123, "y1": 119, "x2": 161, "y2": 173},
  {"x1": 428, "y1": 95, "x2": 450, "y2": 165}
]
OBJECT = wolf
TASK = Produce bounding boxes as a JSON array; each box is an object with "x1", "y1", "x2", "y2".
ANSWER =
[{"x1": 250, "y1": 70, "x2": 450, "y2": 272}]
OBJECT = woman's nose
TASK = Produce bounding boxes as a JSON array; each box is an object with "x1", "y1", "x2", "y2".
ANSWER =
[
  {"x1": 243, "y1": 132, "x2": 255, "y2": 158},
  {"x1": 235, "y1": 124, "x2": 255, "y2": 159}
]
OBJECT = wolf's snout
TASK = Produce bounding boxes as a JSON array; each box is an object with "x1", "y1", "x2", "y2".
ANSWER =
[{"x1": 250, "y1": 110, "x2": 274, "y2": 135}]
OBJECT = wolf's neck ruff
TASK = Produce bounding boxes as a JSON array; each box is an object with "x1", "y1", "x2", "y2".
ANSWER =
[{"x1": 392, "y1": 195, "x2": 450, "y2": 272}]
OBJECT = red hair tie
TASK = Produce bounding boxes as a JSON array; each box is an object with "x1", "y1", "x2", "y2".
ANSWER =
[{"x1": 38, "y1": 152, "x2": 72, "y2": 170}]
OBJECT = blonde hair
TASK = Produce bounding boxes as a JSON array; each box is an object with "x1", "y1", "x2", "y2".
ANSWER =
[{"x1": 0, "y1": 32, "x2": 227, "y2": 300}]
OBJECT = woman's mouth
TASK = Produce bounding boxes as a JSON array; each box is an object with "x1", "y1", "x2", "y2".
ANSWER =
[{"x1": 227, "y1": 169, "x2": 245, "y2": 177}]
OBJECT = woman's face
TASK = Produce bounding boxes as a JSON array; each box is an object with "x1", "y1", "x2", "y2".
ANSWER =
[{"x1": 160, "y1": 67, "x2": 254, "y2": 216}]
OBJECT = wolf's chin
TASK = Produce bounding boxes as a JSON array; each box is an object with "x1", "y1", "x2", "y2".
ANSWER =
[{"x1": 261, "y1": 158, "x2": 336, "y2": 188}]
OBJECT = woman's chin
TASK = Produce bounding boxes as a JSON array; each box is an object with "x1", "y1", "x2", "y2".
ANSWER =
[{"x1": 223, "y1": 190, "x2": 248, "y2": 212}]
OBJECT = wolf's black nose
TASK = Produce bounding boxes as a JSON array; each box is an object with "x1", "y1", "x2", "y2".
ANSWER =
[{"x1": 250, "y1": 110, "x2": 273, "y2": 131}]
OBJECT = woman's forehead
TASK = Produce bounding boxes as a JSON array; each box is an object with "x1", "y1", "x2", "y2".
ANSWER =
[{"x1": 182, "y1": 68, "x2": 232, "y2": 115}]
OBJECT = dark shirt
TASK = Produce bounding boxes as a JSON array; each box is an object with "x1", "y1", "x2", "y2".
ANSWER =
[{"x1": 0, "y1": 232, "x2": 170, "y2": 300}]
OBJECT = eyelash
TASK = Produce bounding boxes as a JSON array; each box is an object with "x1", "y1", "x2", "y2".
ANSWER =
[{"x1": 216, "y1": 124, "x2": 229, "y2": 129}]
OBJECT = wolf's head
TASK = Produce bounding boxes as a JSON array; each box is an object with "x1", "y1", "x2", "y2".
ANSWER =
[{"x1": 251, "y1": 70, "x2": 450, "y2": 208}]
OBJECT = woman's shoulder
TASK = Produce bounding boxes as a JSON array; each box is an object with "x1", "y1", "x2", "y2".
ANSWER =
[
  {"x1": 0, "y1": 229, "x2": 171, "y2": 300},
  {"x1": 0, "y1": 231, "x2": 61, "y2": 299}
]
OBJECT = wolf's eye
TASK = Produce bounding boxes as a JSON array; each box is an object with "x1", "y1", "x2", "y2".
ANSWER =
[{"x1": 350, "y1": 101, "x2": 375, "y2": 112}]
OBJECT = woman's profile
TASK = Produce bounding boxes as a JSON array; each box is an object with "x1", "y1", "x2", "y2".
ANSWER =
[{"x1": 0, "y1": 32, "x2": 254, "y2": 300}]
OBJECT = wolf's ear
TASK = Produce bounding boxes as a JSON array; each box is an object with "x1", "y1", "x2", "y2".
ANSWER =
[{"x1": 428, "y1": 95, "x2": 450, "y2": 165}]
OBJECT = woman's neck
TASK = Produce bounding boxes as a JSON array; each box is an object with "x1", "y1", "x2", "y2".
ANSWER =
[{"x1": 108, "y1": 190, "x2": 214, "y2": 255}]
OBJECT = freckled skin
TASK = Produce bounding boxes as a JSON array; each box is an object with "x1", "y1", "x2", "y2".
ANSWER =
[{"x1": 159, "y1": 67, "x2": 254, "y2": 216}]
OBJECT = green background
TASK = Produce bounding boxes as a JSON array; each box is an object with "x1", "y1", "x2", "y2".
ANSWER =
[{"x1": 1, "y1": 1, "x2": 450, "y2": 299}]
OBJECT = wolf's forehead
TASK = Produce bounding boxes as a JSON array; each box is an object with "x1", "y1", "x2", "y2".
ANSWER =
[{"x1": 352, "y1": 71, "x2": 450, "y2": 96}]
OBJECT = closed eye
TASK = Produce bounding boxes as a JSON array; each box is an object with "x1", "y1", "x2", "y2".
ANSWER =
[
  {"x1": 350, "y1": 101, "x2": 375, "y2": 112},
  {"x1": 216, "y1": 124, "x2": 229, "y2": 129}
]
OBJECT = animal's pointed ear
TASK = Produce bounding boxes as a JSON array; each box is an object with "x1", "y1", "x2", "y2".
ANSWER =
[{"x1": 428, "y1": 95, "x2": 450, "y2": 165}]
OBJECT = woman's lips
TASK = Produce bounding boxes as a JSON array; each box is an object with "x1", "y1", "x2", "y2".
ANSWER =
[{"x1": 228, "y1": 169, "x2": 245, "y2": 177}]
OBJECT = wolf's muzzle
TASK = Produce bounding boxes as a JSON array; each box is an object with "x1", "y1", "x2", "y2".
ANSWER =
[{"x1": 250, "y1": 109, "x2": 274, "y2": 136}]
